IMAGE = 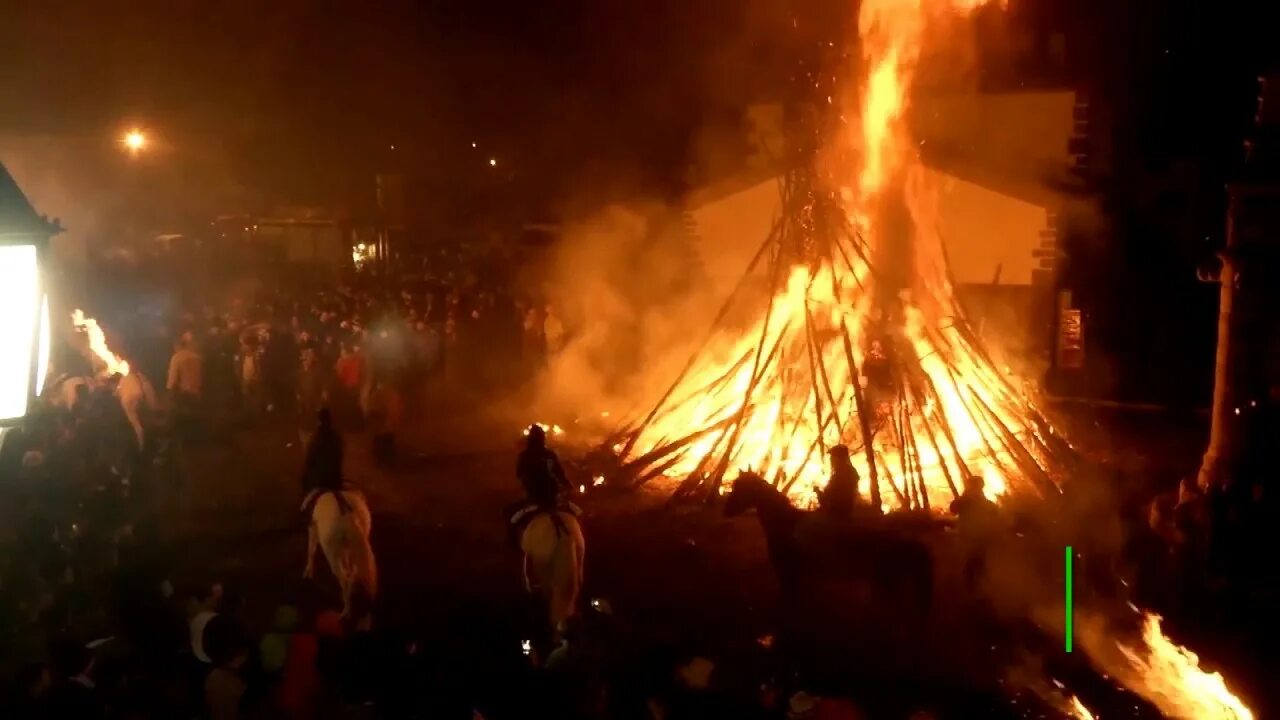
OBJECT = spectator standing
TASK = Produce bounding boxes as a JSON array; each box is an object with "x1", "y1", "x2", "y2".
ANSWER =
[
  {"x1": 296, "y1": 348, "x2": 328, "y2": 446},
  {"x1": 238, "y1": 335, "x2": 265, "y2": 419},
  {"x1": 334, "y1": 342, "x2": 365, "y2": 430},
  {"x1": 167, "y1": 333, "x2": 203, "y2": 439},
  {"x1": 521, "y1": 306, "x2": 546, "y2": 368},
  {"x1": 366, "y1": 378, "x2": 402, "y2": 468},
  {"x1": 544, "y1": 303, "x2": 566, "y2": 357}
]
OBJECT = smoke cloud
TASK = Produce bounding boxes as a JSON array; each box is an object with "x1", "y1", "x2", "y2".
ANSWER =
[{"x1": 530, "y1": 202, "x2": 726, "y2": 425}]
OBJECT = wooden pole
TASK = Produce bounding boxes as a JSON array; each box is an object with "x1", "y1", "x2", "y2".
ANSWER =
[{"x1": 838, "y1": 320, "x2": 880, "y2": 511}]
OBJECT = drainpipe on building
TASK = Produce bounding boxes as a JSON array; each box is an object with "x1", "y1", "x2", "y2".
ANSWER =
[{"x1": 1196, "y1": 191, "x2": 1243, "y2": 492}]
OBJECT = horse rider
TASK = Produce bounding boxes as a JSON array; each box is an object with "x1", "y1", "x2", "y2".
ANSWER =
[
  {"x1": 817, "y1": 445, "x2": 860, "y2": 521},
  {"x1": 950, "y1": 473, "x2": 1000, "y2": 588},
  {"x1": 300, "y1": 409, "x2": 351, "y2": 517},
  {"x1": 508, "y1": 424, "x2": 579, "y2": 542}
]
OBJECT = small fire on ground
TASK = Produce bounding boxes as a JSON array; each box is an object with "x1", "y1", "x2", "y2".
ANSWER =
[
  {"x1": 1115, "y1": 612, "x2": 1253, "y2": 720},
  {"x1": 72, "y1": 309, "x2": 130, "y2": 377}
]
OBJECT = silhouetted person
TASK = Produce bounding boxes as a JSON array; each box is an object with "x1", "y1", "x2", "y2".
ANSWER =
[
  {"x1": 300, "y1": 410, "x2": 350, "y2": 517},
  {"x1": 818, "y1": 445, "x2": 859, "y2": 521},
  {"x1": 950, "y1": 474, "x2": 999, "y2": 589},
  {"x1": 518, "y1": 425, "x2": 568, "y2": 509}
]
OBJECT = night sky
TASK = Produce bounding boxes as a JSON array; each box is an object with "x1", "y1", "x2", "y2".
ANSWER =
[
  {"x1": 0, "y1": 0, "x2": 1275, "y2": 220},
  {"x1": 0, "y1": 0, "x2": 797, "y2": 213}
]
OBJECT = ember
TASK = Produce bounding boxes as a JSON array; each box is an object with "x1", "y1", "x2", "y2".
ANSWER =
[
  {"x1": 612, "y1": 0, "x2": 1071, "y2": 509},
  {"x1": 72, "y1": 309, "x2": 130, "y2": 377}
]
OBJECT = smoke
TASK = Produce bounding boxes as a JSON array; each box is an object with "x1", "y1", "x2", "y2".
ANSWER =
[
  {"x1": 969, "y1": 460, "x2": 1258, "y2": 718},
  {"x1": 0, "y1": 136, "x2": 109, "y2": 265},
  {"x1": 530, "y1": 202, "x2": 724, "y2": 424}
]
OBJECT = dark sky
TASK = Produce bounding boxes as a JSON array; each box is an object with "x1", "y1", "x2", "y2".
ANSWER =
[
  {"x1": 0, "y1": 0, "x2": 795, "y2": 214},
  {"x1": 2, "y1": 0, "x2": 1276, "y2": 220}
]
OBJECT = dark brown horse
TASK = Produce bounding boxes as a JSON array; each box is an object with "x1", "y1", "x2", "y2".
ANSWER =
[{"x1": 724, "y1": 471, "x2": 935, "y2": 614}]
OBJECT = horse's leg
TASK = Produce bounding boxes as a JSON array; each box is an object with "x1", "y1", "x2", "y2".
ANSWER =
[
  {"x1": 574, "y1": 524, "x2": 586, "y2": 586},
  {"x1": 522, "y1": 552, "x2": 533, "y2": 593},
  {"x1": 340, "y1": 572, "x2": 353, "y2": 619},
  {"x1": 304, "y1": 521, "x2": 318, "y2": 578}
]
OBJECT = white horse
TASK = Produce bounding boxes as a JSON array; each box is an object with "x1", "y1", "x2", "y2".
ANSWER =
[
  {"x1": 44, "y1": 373, "x2": 95, "y2": 412},
  {"x1": 115, "y1": 372, "x2": 160, "y2": 452},
  {"x1": 303, "y1": 489, "x2": 378, "y2": 624},
  {"x1": 519, "y1": 510, "x2": 585, "y2": 638}
]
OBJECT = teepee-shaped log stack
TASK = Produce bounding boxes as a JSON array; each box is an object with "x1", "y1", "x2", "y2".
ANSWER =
[{"x1": 610, "y1": 165, "x2": 1074, "y2": 510}]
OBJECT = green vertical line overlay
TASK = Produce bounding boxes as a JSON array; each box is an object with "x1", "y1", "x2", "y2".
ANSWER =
[{"x1": 1065, "y1": 546, "x2": 1073, "y2": 653}]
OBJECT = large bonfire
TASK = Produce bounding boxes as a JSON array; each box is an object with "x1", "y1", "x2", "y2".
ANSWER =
[
  {"x1": 613, "y1": 0, "x2": 1071, "y2": 511},
  {"x1": 603, "y1": 0, "x2": 1255, "y2": 717}
]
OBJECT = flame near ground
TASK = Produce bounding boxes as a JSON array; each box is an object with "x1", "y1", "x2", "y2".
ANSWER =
[{"x1": 1111, "y1": 613, "x2": 1253, "y2": 720}]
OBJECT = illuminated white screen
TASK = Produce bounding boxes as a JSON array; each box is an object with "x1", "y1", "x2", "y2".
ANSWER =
[
  {"x1": 36, "y1": 294, "x2": 50, "y2": 396},
  {"x1": 0, "y1": 245, "x2": 38, "y2": 422}
]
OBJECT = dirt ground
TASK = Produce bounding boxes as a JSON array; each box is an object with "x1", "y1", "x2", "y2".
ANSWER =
[{"x1": 147, "y1": 402, "x2": 1258, "y2": 719}]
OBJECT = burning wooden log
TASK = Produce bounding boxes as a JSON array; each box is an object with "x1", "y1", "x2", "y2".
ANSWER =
[{"x1": 608, "y1": 165, "x2": 1075, "y2": 512}]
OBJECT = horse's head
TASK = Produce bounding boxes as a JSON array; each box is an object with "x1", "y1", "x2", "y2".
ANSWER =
[{"x1": 724, "y1": 470, "x2": 773, "y2": 517}]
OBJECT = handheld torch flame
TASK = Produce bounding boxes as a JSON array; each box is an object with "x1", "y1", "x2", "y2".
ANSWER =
[{"x1": 71, "y1": 310, "x2": 130, "y2": 377}]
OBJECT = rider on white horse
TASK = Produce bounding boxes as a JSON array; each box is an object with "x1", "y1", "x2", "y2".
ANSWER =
[
  {"x1": 508, "y1": 425, "x2": 579, "y2": 535},
  {"x1": 301, "y1": 409, "x2": 350, "y2": 514},
  {"x1": 300, "y1": 409, "x2": 376, "y2": 623},
  {"x1": 511, "y1": 425, "x2": 585, "y2": 641}
]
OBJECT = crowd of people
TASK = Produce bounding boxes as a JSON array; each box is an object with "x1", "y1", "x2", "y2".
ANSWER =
[
  {"x1": 0, "y1": 272, "x2": 589, "y2": 718},
  {"x1": 0, "y1": 260, "x2": 1274, "y2": 718},
  {"x1": 0, "y1": 272, "x2": 902, "y2": 719},
  {"x1": 156, "y1": 276, "x2": 568, "y2": 453},
  {"x1": 0, "y1": 400, "x2": 905, "y2": 719}
]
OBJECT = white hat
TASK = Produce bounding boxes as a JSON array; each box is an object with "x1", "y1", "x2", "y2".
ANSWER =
[{"x1": 788, "y1": 691, "x2": 819, "y2": 719}]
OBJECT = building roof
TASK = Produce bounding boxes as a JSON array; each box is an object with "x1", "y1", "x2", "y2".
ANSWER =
[{"x1": 0, "y1": 161, "x2": 57, "y2": 238}]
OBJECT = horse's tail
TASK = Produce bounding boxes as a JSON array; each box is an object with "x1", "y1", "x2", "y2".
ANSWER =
[
  {"x1": 550, "y1": 508, "x2": 568, "y2": 538},
  {"x1": 335, "y1": 511, "x2": 378, "y2": 613}
]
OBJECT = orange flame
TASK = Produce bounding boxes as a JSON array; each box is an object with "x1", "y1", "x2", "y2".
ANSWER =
[
  {"x1": 1116, "y1": 613, "x2": 1253, "y2": 720},
  {"x1": 619, "y1": 0, "x2": 1047, "y2": 509},
  {"x1": 1066, "y1": 695, "x2": 1096, "y2": 720},
  {"x1": 71, "y1": 309, "x2": 130, "y2": 377}
]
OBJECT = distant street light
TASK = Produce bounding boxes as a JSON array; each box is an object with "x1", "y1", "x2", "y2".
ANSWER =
[
  {"x1": 489, "y1": 158, "x2": 497, "y2": 167},
  {"x1": 121, "y1": 129, "x2": 147, "y2": 154}
]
